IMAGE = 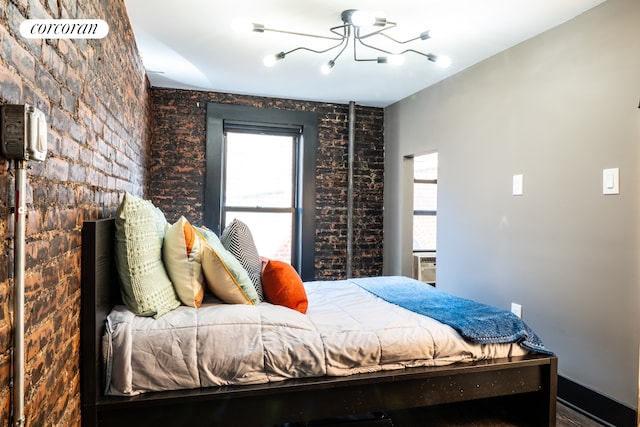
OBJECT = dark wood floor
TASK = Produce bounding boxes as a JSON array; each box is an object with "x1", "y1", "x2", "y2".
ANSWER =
[
  {"x1": 384, "y1": 401, "x2": 604, "y2": 426},
  {"x1": 297, "y1": 400, "x2": 604, "y2": 427},
  {"x1": 556, "y1": 403, "x2": 604, "y2": 427}
]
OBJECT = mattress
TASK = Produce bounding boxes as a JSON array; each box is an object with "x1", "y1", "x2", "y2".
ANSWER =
[{"x1": 103, "y1": 278, "x2": 527, "y2": 396}]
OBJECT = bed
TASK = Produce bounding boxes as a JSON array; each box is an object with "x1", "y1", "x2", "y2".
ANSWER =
[{"x1": 81, "y1": 217, "x2": 558, "y2": 426}]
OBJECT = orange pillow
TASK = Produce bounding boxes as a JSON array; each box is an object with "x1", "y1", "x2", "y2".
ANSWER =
[{"x1": 262, "y1": 260, "x2": 308, "y2": 314}]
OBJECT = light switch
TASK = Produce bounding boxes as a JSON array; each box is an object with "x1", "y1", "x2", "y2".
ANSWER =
[
  {"x1": 603, "y1": 168, "x2": 619, "y2": 195},
  {"x1": 512, "y1": 174, "x2": 523, "y2": 196}
]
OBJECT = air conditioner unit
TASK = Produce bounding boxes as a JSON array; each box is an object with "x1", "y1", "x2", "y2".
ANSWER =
[{"x1": 413, "y1": 252, "x2": 436, "y2": 285}]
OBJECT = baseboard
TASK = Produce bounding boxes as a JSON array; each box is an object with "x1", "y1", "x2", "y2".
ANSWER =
[{"x1": 558, "y1": 375, "x2": 637, "y2": 427}]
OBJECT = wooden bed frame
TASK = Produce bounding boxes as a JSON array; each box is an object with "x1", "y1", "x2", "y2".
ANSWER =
[{"x1": 81, "y1": 218, "x2": 558, "y2": 426}]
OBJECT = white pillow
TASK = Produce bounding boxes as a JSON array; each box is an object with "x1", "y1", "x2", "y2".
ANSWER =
[{"x1": 163, "y1": 216, "x2": 206, "y2": 308}]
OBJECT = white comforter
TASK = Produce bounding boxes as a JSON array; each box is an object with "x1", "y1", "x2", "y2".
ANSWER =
[{"x1": 103, "y1": 279, "x2": 527, "y2": 396}]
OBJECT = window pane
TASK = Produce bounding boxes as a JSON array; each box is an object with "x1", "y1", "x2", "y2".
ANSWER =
[
  {"x1": 414, "y1": 152, "x2": 438, "y2": 180},
  {"x1": 225, "y1": 211, "x2": 292, "y2": 263},
  {"x1": 413, "y1": 215, "x2": 437, "y2": 251},
  {"x1": 413, "y1": 151, "x2": 437, "y2": 251},
  {"x1": 225, "y1": 133, "x2": 293, "y2": 208},
  {"x1": 414, "y1": 183, "x2": 437, "y2": 211}
]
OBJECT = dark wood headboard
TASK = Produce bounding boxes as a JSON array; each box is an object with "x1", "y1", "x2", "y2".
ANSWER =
[{"x1": 80, "y1": 218, "x2": 120, "y2": 425}]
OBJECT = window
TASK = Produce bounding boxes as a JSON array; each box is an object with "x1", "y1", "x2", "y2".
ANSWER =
[
  {"x1": 413, "y1": 152, "x2": 438, "y2": 252},
  {"x1": 223, "y1": 131, "x2": 297, "y2": 264},
  {"x1": 205, "y1": 103, "x2": 317, "y2": 280}
]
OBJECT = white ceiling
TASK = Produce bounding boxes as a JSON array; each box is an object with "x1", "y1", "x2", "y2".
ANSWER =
[{"x1": 123, "y1": 0, "x2": 605, "y2": 107}]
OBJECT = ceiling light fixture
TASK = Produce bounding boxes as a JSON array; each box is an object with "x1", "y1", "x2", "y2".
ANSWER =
[{"x1": 245, "y1": 9, "x2": 451, "y2": 73}]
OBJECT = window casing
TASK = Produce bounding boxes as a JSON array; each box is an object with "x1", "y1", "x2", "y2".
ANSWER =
[
  {"x1": 222, "y1": 131, "x2": 299, "y2": 265},
  {"x1": 205, "y1": 103, "x2": 317, "y2": 280}
]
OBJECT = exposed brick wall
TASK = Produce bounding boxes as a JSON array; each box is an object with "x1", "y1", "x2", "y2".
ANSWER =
[
  {"x1": 0, "y1": 1, "x2": 150, "y2": 425},
  {"x1": 2, "y1": 0, "x2": 384, "y2": 425},
  {"x1": 149, "y1": 90, "x2": 384, "y2": 279}
]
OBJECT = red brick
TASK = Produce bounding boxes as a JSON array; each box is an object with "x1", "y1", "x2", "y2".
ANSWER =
[
  {"x1": 43, "y1": 43, "x2": 66, "y2": 82},
  {"x1": 36, "y1": 64, "x2": 61, "y2": 104},
  {"x1": 0, "y1": 63, "x2": 23, "y2": 102},
  {"x1": 0, "y1": 389, "x2": 9, "y2": 426},
  {"x1": 0, "y1": 322, "x2": 10, "y2": 361},
  {"x1": 45, "y1": 155, "x2": 70, "y2": 182},
  {"x1": 8, "y1": 38, "x2": 37, "y2": 81}
]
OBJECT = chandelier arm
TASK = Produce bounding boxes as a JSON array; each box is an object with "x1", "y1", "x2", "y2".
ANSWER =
[
  {"x1": 350, "y1": 29, "x2": 380, "y2": 62},
  {"x1": 329, "y1": 36, "x2": 350, "y2": 62},
  {"x1": 283, "y1": 37, "x2": 348, "y2": 56},
  {"x1": 396, "y1": 48, "x2": 433, "y2": 57},
  {"x1": 378, "y1": 32, "x2": 421, "y2": 44},
  {"x1": 329, "y1": 24, "x2": 349, "y2": 38},
  {"x1": 356, "y1": 31, "x2": 435, "y2": 58},
  {"x1": 263, "y1": 27, "x2": 343, "y2": 41},
  {"x1": 355, "y1": 21, "x2": 397, "y2": 40},
  {"x1": 355, "y1": 33, "x2": 395, "y2": 55},
  {"x1": 353, "y1": 57, "x2": 379, "y2": 62}
]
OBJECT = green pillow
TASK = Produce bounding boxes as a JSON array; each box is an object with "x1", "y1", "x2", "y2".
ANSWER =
[{"x1": 114, "y1": 192, "x2": 180, "y2": 318}]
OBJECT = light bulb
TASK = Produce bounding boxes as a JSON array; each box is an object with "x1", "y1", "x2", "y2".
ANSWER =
[
  {"x1": 263, "y1": 52, "x2": 285, "y2": 67},
  {"x1": 231, "y1": 20, "x2": 254, "y2": 33},
  {"x1": 435, "y1": 55, "x2": 451, "y2": 68},
  {"x1": 263, "y1": 54, "x2": 277, "y2": 67},
  {"x1": 387, "y1": 55, "x2": 405, "y2": 66},
  {"x1": 350, "y1": 10, "x2": 375, "y2": 27},
  {"x1": 427, "y1": 53, "x2": 451, "y2": 69},
  {"x1": 321, "y1": 60, "x2": 335, "y2": 74}
]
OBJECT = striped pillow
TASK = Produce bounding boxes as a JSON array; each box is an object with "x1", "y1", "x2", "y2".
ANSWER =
[{"x1": 221, "y1": 219, "x2": 264, "y2": 301}]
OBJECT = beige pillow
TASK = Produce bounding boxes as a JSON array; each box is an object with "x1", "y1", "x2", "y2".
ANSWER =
[
  {"x1": 114, "y1": 192, "x2": 180, "y2": 318},
  {"x1": 197, "y1": 228, "x2": 259, "y2": 305},
  {"x1": 163, "y1": 216, "x2": 206, "y2": 308}
]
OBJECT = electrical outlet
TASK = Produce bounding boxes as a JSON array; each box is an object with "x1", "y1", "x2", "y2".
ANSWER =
[{"x1": 511, "y1": 302, "x2": 523, "y2": 319}]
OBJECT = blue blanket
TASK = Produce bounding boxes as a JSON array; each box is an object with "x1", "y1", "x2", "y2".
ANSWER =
[{"x1": 351, "y1": 276, "x2": 553, "y2": 355}]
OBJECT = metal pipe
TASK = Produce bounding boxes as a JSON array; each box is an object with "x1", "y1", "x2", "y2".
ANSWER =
[
  {"x1": 13, "y1": 160, "x2": 26, "y2": 427},
  {"x1": 346, "y1": 101, "x2": 355, "y2": 278}
]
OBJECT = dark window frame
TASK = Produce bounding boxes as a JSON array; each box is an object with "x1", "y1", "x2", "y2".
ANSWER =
[{"x1": 205, "y1": 103, "x2": 317, "y2": 280}]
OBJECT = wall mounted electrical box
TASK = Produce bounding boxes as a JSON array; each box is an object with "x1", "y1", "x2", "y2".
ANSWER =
[{"x1": 0, "y1": 104, "x2": 47, "y2": 162}]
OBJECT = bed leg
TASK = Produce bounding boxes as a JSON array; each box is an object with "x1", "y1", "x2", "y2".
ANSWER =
[
  {"x1": 547, "y1": 356, "x2": 559, "y2": 427},
  {"x1": 533, "y1": 356, "x2": 558, "y2": 427},
  {"x1": 516, "y1": 356, "x2": 558, "y2": 426}
]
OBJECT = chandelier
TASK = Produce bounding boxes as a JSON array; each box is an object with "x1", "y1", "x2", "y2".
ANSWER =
[{"x1": 240, "y1": 9, "x2": 451, "y2": 74}]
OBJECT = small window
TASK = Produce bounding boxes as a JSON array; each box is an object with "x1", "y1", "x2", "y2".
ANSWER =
[{"x1": 413, "y1": 152, "x2": 437, "y2": 252}]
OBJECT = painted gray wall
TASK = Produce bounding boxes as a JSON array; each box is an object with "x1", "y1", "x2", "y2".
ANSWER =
[{"x1": 384, "y1": 0, "x2": 640, "y2": 408}]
